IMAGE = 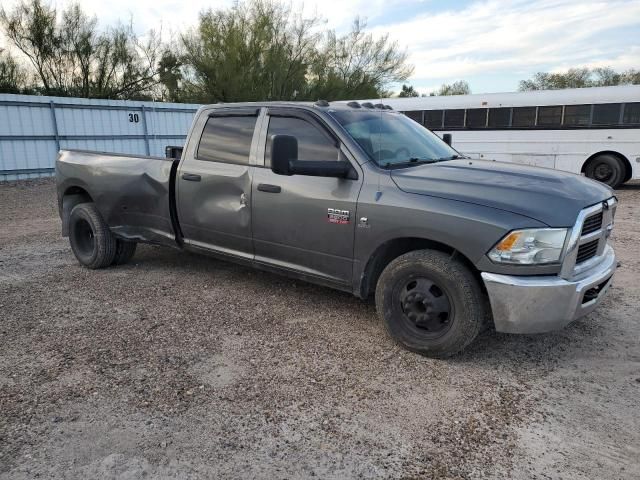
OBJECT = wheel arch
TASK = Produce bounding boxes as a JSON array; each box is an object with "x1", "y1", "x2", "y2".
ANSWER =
[
  {"x1": 581, "y1": 150, "x2": 632, "y2": 183},
  {"x1": 61, "y1": 186, "x2": 94, "y2": 237},
  {"x1": 357, "y1": 237, "x2": 482, "y2": 299}
]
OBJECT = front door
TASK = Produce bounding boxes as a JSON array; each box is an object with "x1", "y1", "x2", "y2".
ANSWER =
[
  {"x1": 252, "y1": 109, "x2": 362, "y2": 286},
  {"x1": 176, "y1": 108, "x2": 260, "y2": 260}
]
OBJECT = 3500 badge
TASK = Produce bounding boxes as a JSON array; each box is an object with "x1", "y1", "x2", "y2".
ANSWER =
[{"x1": 327, "y1": 208, "x2": 350, "y2": 224}]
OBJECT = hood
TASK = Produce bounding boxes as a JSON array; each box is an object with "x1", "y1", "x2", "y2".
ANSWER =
[{"x1": 391, "y1": 160, "x2": 613, "y2": 226}]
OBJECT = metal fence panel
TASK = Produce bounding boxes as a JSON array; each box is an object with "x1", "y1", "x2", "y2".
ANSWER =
[{"x1": 0, "y1": 94, "x2": 200, "y2": 181}]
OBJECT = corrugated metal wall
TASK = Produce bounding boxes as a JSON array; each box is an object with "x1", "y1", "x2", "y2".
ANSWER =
[{"x1": 0, "y1": 94, "x2": 201, "y2": 181}]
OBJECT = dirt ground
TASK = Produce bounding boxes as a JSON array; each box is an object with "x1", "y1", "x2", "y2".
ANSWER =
[{"x1": 0, "y1": 178, "x2": 638, "y2": 479}]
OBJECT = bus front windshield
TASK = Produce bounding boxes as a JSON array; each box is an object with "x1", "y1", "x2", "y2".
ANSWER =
[{"x1": 330, "y1": 109, "x2": 461, "y2": 168}]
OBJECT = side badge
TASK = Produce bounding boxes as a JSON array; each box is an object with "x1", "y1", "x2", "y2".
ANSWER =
[{"x1": 328, "y1": 208, "x2": 350, "y2": 224}]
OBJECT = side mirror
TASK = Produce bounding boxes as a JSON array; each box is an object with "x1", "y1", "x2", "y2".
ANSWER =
[
  {"x1": 270, "y1": 134, "x2": 352, "y2": 178},
  {"x1": 442, "y1": 133, "x2": 452, "y2": 146},
  {"x1": 271, "y1": 134, "x2": 298, "y2": 176}
]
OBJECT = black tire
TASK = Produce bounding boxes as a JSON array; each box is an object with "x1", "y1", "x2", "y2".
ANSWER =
[
  {"x1": 585, "y1": 154, "x2": 625, "y2": 189},
  {"x1": 68, "y1": 203, "x2": 116, "y2": 269},
  {"x1": 375, "y1": 249, "x2": 487, "y2": 358},
  {"x1": 112, "y1": 240, "x2": 137, "y2": 265}
]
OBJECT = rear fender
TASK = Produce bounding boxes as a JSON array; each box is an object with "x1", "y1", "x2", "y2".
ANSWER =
[{"x1": 61, "y1": 193, "x2": 92, "y2": 236}]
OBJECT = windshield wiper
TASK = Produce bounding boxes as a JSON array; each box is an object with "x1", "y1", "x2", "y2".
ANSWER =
[
  {"x1": 384, "y1": 158, "x2": 440, "y2": 169},
  {"x1": 383, "y1": 155, "x2": 464, "y2": 169}
]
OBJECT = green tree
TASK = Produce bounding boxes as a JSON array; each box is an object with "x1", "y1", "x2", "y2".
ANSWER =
[
  {"x1": 180, "y1": 4, "x2": 413, "y2": 102},
  {"x1": 0, "y1": 50, "x2": 28, "y2": 93},
  {"x1": 398, "y1": 84, "x2": 419, "y2": 97},
  {"x1": 435, "y1": 80, "x2": 470, "y2": 96},
  {"x1": 519, "y1": 68, "x2": 592, "y2": 91},
  {"x1": 157, "y1": 49, "x2": 183, "y2": 102},
  {"x1": 621, "y1": 69, "x2": 640, "y2": 84},
  {"x1": 519, "y1": 67, "x2": 640, "y2": 91},
  {"x1": 181, "y1": 0, "x2": 320, "y2": 103},
  {"x1": 1, "y1": 0, "x2": 161, "y2": 99},
  {"x1": 306, "y1": 18, "x2": 413, "y2": 100}
]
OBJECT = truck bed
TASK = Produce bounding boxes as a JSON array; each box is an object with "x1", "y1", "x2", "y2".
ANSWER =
[{"x1": 56, "y1": 150, "x2": 180, "y2": 247}]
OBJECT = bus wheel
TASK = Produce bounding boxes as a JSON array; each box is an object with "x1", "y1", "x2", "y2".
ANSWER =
[{"x1": 585, "y1": 154, "x2": 625, "y2": 189}]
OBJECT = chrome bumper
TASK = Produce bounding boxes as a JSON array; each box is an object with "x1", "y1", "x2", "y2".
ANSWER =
[{"x1": 481, "y1": 245, "x2": 616, "y2": 334}]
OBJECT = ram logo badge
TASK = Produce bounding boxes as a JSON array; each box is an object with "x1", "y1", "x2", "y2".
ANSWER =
[{"x1": 328, "y1": 208, "x2": 350, "y2": 224}]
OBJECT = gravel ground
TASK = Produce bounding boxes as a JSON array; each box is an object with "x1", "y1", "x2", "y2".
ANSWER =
[{"x1": 0, "y1": 178, "x2": 638, "y2": 479}]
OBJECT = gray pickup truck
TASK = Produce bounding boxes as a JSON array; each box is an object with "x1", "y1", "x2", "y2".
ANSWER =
[{"x1": 56, "y1": 101, "x2": 618, "y2": 357}]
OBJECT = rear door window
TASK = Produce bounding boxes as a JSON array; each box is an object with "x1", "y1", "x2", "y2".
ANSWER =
[{"x1": 197, "y1": 115, "x2": 257, "y2": 164}]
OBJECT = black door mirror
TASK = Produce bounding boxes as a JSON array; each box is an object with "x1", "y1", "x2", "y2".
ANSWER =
[
  {"x1": 271, "y1": 134, "x2": 298, "y2": 175},
  {"x1": 270, "y1": 134, "x2": 351, "y2": 178},
  {"x1": 442, "y1": 133, "x2": 452, "y2": 146}
]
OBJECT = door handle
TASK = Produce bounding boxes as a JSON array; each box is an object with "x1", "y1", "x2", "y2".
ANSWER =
[
  {"x1": 182, "y1": 173, "x2": 201, "y2": 182},
  {"x1": 257, "y1": 184, "x2": 281, "y2": 193}
]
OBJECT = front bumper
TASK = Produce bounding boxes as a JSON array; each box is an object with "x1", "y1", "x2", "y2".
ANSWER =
[{"x1": 481, "y1": 245, "x2": 617, "y2": 334}]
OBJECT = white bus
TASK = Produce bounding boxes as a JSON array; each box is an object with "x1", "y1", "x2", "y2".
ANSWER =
[{"x1": 363, "y1": 85, "x2": 640, "y2": 188}]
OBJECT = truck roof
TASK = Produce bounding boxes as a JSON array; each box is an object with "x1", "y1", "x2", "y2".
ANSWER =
[{"x1": 201, "y1": 100, "x2": 394, "y2": 112}]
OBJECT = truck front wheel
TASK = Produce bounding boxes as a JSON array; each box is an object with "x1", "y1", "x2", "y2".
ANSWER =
[
  {"x1": 375, "y1": 249, "x2": 487, "y2": 358},
  {"x1": 68, "y1": 203, "x2": 117, "y2": 269}
]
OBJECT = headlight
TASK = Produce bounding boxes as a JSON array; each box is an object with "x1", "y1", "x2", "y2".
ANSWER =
[{"x1": 488, "y1": 228, "x2": 568, "y2": 265}]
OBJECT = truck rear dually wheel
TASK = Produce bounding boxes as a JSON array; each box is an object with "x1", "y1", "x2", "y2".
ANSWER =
[
  {"x1": 112, "y1": 240, "x2": 137, "y2": 265},
  {"x1": 375, "y1": 249, "x2": 487, "y2": 358},
  {"x1": 68, "y1": 203, "x2": 116, "y2": 269}
]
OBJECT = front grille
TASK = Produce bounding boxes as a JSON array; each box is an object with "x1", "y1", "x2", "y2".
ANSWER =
[
  {"x1": 576, "y1": 239, "x2": 599, "y2": 264},
  {"x1": 581, "y1": 211, "x2": 603, "y2": 235},
  {"x1": 560, "y1": 198, "x2": 616, "y2": 279}
]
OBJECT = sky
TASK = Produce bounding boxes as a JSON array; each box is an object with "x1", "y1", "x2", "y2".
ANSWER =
[{"x1": 2, "y1": 0, "x2": 639, "y2": 95}]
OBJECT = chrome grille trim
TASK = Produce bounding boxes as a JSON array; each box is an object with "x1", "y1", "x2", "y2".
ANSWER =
[{"x1": 560, "y1": 197, "x2": 617, "y2": 280}]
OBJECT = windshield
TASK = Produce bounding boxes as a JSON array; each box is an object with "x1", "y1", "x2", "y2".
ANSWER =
[{"x1": 330, "y1": 109, "x2": 461, "y2": 168}]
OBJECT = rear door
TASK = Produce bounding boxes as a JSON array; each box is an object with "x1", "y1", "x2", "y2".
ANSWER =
[
  {"x1": 176, "y1": 108, "x2": 260, "y2": 260},
  {"x1": 251, "y1": 108, "x2": 362, "y2": 286}
]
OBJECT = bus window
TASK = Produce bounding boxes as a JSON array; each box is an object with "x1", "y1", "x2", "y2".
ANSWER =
[
  {"x1": 424, "y1": 110, "x2": 443, "y2": 129},
  {"x1": 404, "y1": 111, "x2": 423, "y2": 123},
  {"x1": 537, "y1": 106, "x2": 562, "y2": 126},
  {"x1": 512, "y1": 107, "x2": 536, "y2": 127},
  {"x1": 466, "y1": 108, "x2": 487, "y2": 128},
  {"x1": 564, "y1": 104, "x2": 591, "y2": 126},
  {"x1": 488, "y1": 108, "x2": 510, "y2": 127},
  {"x1": 444, "y1": 109, "x2": 465, "y2": 128},
  {"x1": 592, "y1": 104, "x2": 621, "y2": 125},
  {"x1": 623, "y1": 103, "x2": 640, "y2": 124}
]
